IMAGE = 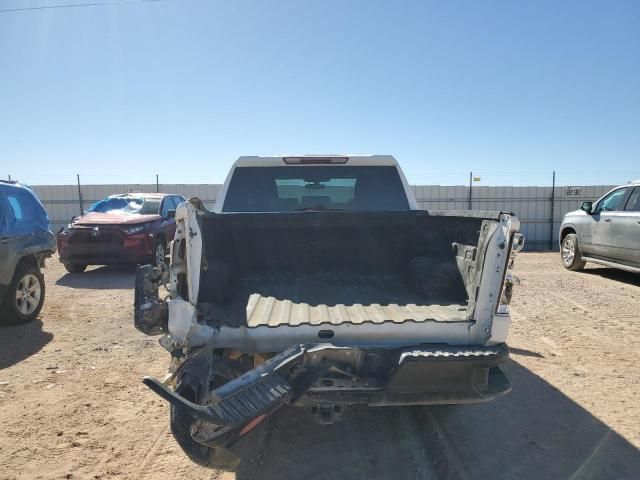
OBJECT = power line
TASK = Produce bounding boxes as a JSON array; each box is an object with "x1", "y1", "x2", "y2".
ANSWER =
[{"x1": 0, "y1": 0, "x2": 164, "y2": 13}]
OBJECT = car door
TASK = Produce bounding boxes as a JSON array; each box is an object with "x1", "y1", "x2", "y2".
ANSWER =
[
  {"x1": 610, "y1": 186, "x2": 640, "y2": 266},
  {"x1": 582, "y1": 187, "x2": 630, "y2": 258}
]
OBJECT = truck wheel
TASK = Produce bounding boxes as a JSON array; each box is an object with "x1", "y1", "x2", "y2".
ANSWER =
[
  {"x1": 153, "y1": 239, "x2": 166, "y2": 266},
  {"x1": 170, "y1": 377, "x2": 241, "y2": 470},
  {"x1": 1, "y1": 265, "x2": 46, "y2": 324},
  {"x1": 64, "y1": 263, "x2": 87, "y2": 273},
  {"x1": 561, "y1": 234, "x2": 586, "y2": 271}
]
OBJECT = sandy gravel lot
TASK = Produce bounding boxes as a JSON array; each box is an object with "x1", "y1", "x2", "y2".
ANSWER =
[{"x1": 1, "y1": 253, "x2": 639, "y2": 479}]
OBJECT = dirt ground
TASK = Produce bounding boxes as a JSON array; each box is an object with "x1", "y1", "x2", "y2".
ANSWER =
[{"x1": 1, "y1": 253, "x2": 639, "y2": 480}]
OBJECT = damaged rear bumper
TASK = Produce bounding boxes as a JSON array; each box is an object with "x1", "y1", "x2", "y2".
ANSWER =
[
  {"x1": 142, "y1": 342, "x2": 510, "y2": 470},
  {"x1": 134, "y1": 261, "x2": 511, "y2": 469}
]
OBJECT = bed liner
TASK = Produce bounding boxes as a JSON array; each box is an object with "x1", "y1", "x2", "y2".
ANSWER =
[{"x1": 202, "y1": 273, "x2": 469, "y2": 328}]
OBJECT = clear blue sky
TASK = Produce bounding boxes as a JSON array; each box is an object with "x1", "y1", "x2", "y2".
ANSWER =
[{"x1": 1, "y1": 0, "x2": 638, "y2": 186}]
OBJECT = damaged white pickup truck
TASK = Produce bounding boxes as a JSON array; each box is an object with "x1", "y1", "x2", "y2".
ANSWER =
[{"x1": 134, "y1": 155, "x2": 523, "y2": 470}]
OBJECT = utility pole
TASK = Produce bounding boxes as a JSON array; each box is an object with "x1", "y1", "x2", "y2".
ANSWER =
[
  {"x1": 156, "y1": 174, "x2": 159, "y2": 193},
  {"x1": 77, "y1": 174, "x2": 84, "y2": 214},
  {"x1": 468, "y1": 172, "x2": 473, "y2": 210},
  {"x1": 8, "y1": 174, "x2": 11, "y2": 182},
  {"x1": 550, "y1": 170, "x2": 556, "y2": 250}
]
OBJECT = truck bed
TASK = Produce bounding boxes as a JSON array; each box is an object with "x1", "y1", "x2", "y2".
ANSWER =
[
  {"x1": 195, "y1": 210, "x2": 504, "y2": 334},
  {"x1": 205, "y1": 273, "x2": 468, "y2": 328}
]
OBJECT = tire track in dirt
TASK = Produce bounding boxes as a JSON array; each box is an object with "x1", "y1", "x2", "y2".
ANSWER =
[{"x1": 132, "y1": 424, "x2": 169, "y2": 478}]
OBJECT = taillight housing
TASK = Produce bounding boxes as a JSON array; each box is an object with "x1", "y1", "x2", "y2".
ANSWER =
[{"x1": 497, "y1": 233, "x2": 524, "y2": 314}]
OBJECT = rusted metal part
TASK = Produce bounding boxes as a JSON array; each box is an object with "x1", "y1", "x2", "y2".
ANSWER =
[{"x1": 133, "y1": 264, "x2": 168, "y2": 335}]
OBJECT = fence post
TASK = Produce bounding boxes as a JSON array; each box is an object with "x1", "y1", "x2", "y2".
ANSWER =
[
  {"x1": 77, "y1": 174, "x2": 84, "y2": 215},
  {"x1": 156, "y1": 174, "x2": 159, "y2": 193},
  {"x1": 468, "y1": 171, "x2": 472, "y2": 209},
  {"x1": 549, "y1": 170, "x2": 556, "y2": 250}
]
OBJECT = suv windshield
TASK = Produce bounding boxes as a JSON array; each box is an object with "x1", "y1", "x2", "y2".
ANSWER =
[
  {"x1": 222, "y1": 166, "x2": 409, "y2": 212},
  {"x1": 88, "y1": 196, "x2": 161, "y2": 215}
]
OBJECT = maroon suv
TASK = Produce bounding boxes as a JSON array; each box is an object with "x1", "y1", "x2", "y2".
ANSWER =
[{"x1": 57, "y1": 193, "x2": 185, "y2": 273}]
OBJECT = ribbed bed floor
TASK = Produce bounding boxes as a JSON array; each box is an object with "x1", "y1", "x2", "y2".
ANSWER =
[{"x1": 207, "y1": 273, "x2": 468, "y2": 328}]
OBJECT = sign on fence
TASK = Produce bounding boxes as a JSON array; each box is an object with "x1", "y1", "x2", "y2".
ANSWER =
[{"x1": 565, "y1": 186, "x2": 582, "y2": 197}]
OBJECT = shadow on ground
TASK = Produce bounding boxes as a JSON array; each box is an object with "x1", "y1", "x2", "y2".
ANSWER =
[
  {"x1": 55, "y1": 265, "x2": 136, "y2": 289},
  {"x1": 509, "y1": 347, "x2": 545, "y2": 358},
  {"x1": 583, "y1": 267, "x2": 640, "y2": 287},
  {"x1": 0, "y1": 319, "x2": 53, "y2": 370},
  {"x1": 235, "y1": 360, "x2": 640, "y2": 480}
]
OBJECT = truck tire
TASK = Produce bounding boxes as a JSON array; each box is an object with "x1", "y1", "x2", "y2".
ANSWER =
[
  {"x1": 170, "y1": 349, "x2": 242, "y2": 471},
  {"x1": 170, "y1": 386, "x2": 265, "y2": 471},
  {"x1": 561, "y1": 234, "x2": 586, "y2": 271},
  {"x1": 0, "y1": 264, "x2": 46, "y2": 324},
  {"x1": 64, "y1": 263, "x2": 87, "y2": 273}
]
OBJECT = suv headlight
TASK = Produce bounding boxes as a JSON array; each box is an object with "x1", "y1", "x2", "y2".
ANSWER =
[{"x1": 123, "y1": 224, "x2": 147, "y2": 235}]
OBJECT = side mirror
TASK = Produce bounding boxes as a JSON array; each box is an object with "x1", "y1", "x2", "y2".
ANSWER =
[
  {"x1": 580, "y1": 201, "x2": 593, "y2": 214},
  {"x1": 167, "y1": 210, "x2": 176, "y2": 219}
]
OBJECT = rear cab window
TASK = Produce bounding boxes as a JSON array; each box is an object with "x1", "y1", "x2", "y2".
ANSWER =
[{"x1": 222, "y1": 166, "x2": 410, "y2": 213}]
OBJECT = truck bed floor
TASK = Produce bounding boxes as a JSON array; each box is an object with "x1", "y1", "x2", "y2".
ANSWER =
[{"x1": 207, "y1": 273, "x2": 468, "y2": 328}]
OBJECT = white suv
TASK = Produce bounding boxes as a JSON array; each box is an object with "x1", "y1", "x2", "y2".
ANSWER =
[{"x1": 559, "y1": 181, "x2": 640, "y2": 272}]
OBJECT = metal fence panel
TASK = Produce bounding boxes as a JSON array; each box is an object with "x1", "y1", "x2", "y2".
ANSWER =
[{"x1": 33, "y1": 182, "x2": 618, "y2": 251}]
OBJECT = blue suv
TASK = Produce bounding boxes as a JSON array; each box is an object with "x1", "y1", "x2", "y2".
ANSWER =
[{"x1": 0, "y1": 181, "x2": 56, "y2": 323}]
